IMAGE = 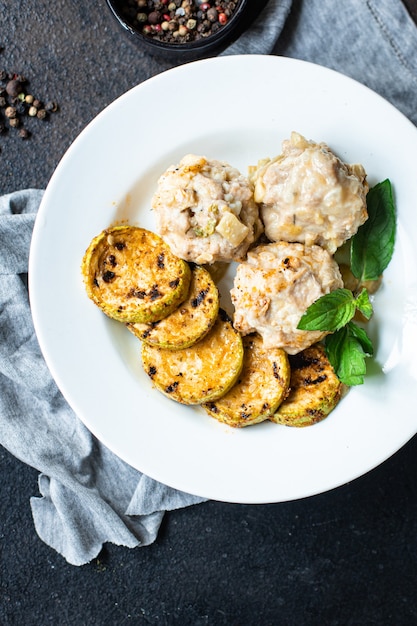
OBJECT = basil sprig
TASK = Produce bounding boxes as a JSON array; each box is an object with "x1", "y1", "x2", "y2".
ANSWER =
[
  {"x1": 350, "y1": 179, "x2": 396, "y2": 282},
  {"x1": 297, "y1": 288, "x2": 373, "y2": 332},
  {"x1": 296, "y1": 179, "x2": 396, "y2": 386},
  {"x1": 297, "y1": 288, "x2": 374, "y2": 386}
]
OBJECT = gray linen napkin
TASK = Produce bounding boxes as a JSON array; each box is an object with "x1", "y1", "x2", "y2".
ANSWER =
[
  {"x1": 0, "y1": 0, "x2": 292, "y2": 566},
  {"x1": 2, "y1": 0, "x2": 417, "y2": 566},
  {"x1": 0, "y1": 189, "x2": 206, "y2": 566},
  {"x1": 223, "y1": 0, "x2": 292, "y2": 56},
  {"x1": 272, "y1": 0, "x2": 417, "y2": 129}
]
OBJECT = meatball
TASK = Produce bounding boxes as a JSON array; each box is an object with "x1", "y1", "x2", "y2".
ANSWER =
[
  {"x1": 251, "y1": 132, "x2": 368, "y2": 253},
  {"x1": 231, "y1": 241, "x2": 344, "y2": 355},
  {"x1": 152, "y1": 154, "x2": 262, "y2": 265}
]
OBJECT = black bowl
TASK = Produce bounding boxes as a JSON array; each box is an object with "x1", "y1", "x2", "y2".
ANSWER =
[{"x1": 105, "y1": 0, "x2": 254, "y2": 61}]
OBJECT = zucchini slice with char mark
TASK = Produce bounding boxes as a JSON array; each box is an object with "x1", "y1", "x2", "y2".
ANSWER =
[
  {"x1": 203, "y1": 333, "x2": 290, "y2": 428},
  {"x1": 141, "y1": 308, "x2": 244, "y2": 405},
  {"x1": 127, "y1": 264, "x2": 219, "y2": 349},
  {"x1": 82, "y1": 225, "x2": 191, "y2": 324},
  {"x1": 270, "y1": 343, "x2": 343, "y2": 427}
]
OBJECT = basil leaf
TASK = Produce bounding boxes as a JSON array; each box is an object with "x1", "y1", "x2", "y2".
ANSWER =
[
  {"x1": 324, "y1": 326, "x2": 347, "y2": 375},
  {"x1": 297, "y1": 288, "x2": 356, "y2": 331},
  {"x1": 351, "y1": 179, "x2": 396, "y2": 282},
  {"x1": 347, "y1": 321, "x2": 374, "y2": 356},
  {"x1": 355, "y1": 288, "x2": 373, "y2": 320},
  {"x1": 325, "y1": 323, "x2": 372, "y2": 386}
]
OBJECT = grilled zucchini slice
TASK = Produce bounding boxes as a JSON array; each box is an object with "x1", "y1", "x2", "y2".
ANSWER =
[
  {"x1": 203, "y1": 333, "x2": 290, "y2": 427},
  {"x1": 270, "y1": 343, "x2": 343, "y2": 427},
  {"x1": 82, "y1": 225, "x2": 191, "y2": 324},
  {"x1": 127, "y1": 264, "x2": 219, "y2": 349},
  {"x1": 141, "y1": 309, "x2": 244, "y2": 405}
]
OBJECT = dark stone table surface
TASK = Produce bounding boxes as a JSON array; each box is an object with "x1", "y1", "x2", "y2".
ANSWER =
[{"x1": 2, "y1": 1, "x2": 417, "y2": 624}]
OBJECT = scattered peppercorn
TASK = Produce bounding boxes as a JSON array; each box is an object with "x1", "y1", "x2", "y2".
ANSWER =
[
  {"x1": 6, "y1": 78, "x2": 23, "y2": 98},
  {"x1": 0, "y1": 55, "x2": 59, "y2": 141},
  {"x1": 45, "y1": 101, "x2": 58, "y2": 112},
  {"x1": 118, "y1": 0, "x2": 240, "y2": 44},
  {"x1": 5, "y1": 106, "x2": 16, "y2": 119}
]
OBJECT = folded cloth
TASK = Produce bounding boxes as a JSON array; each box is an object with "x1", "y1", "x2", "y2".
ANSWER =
[
  {"x1": 222, "y1": 0, "x2": 292, "y2": 56},
  {"x1": 0, "y1": 190, "x2": 206, "y2": 566},
  {"x1": 272, "y1": 0, "x2": 417, "y2": 128}
]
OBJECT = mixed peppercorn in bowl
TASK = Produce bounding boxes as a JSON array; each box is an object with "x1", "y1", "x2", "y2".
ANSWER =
[{"x1": 105, "y1": 0, "x2": 250, "y2": 59}]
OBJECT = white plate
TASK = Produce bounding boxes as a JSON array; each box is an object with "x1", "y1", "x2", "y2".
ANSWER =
[{"x1": 29, "y1": 55, "x2": 417, "y2": 504}]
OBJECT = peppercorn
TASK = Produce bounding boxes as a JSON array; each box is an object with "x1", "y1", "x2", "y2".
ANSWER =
[
  {"x1": 206, "y1": 7, "x2": 218, "y2": 21},
  {"x1": 148, "y1": 10, "x2": 161, "y2": 23},
  {"x1": 0, "y1": 56, "x2": 59, "y2": 141},
  {"x1": 15, "y1": 101, "x2": 26, "y2": 115},
  {"x1": 45, "y1": 100, "x2": 58, "y2": 112},
  {"x1": 5, "y1": 105, "x2": 16, "y2": 118},
  {"x1": 6, "y1": 79, "x2": 23, "y2": 98}
]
